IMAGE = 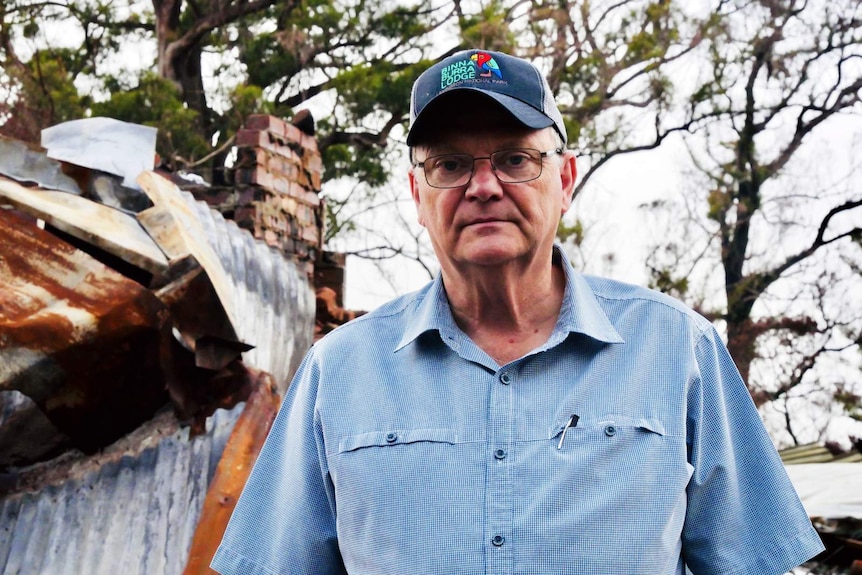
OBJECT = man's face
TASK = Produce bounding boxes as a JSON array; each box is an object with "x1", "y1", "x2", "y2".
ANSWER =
[{"x1": 409, "y1": 108, "x2": 576, "y2": 273}]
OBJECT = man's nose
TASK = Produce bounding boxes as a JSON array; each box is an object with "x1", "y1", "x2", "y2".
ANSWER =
[{"x1": 464, "y1": 158, "x2": 503, "y2": 201}]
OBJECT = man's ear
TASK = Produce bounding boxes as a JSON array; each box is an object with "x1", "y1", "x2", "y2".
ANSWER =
[{"x1": 559, "y1": 150, "x2": 578, "y2": 214}]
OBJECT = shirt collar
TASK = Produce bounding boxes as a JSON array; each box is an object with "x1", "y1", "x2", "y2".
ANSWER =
[
  {"x1": 395, "y1": 244, "x2": 624, "y2": 352},
  {"x1": 395, "y1": 274, "x2": 455, "y2": 352},
  {"x1": 553, "y1": 245, "x2": 624, "y2": 345}
]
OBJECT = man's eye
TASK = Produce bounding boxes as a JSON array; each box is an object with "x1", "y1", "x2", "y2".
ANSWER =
[
  {"x1": 496, "y1": 150, "x2": 534, "y2": 168},
  {"x1": 433, "y1": 156, "x2": 469, "y2": 173}
]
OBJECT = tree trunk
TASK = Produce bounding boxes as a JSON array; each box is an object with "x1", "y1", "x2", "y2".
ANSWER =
[
  {"x1": 152, "y1": 0, "x2": 214, "y2": 177},
  {"x1": 153, "y1": 0, "x2": 182, "y2": 83},
  {"x1": 726, "y1": 317, "x2": 756, "y2": 400}
]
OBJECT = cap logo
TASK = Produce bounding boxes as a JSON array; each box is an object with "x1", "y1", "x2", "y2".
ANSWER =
[
  {"x1": 471, "y1": 52, "x2": 503, "y2": 79},
  {"x1": 439, "y1": 51, "x2": 503, "y2": 90}
]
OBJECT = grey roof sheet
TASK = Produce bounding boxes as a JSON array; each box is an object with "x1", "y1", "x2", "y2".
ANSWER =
[
  {"x1": 185, "y1": 190, "x2": 315, "y2": 389},
  {"x1": 0, "y1": 404, "x2": 242, "y2": 575}
]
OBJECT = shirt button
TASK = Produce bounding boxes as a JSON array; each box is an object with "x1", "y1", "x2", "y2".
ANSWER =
[
  {"x1": 491, "y1": 535, "x2": 505, "y2": 546},
  {"x1": 494, "y1": 448, "x2": 507, "y2": 460},
  {"x1": 385, "y1": 432, "x2": 398, "y2": 443},
  {"x1": 604, "y1": 425, "x2": 617, "y2": 437},
  {"x1": 500, "y1": 373, "x2": 511, "y2": 385}
]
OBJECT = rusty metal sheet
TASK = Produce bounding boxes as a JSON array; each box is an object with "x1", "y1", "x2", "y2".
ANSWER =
[
  {"x1": 0, "y1": 174, "x2": 169, "y2": 276},
  {"x1": 155, "y1": 267, "x2": 252, "y2": 370},
  {"x1": 0, "y1": 208, "x2": 171, "y2": 452}
]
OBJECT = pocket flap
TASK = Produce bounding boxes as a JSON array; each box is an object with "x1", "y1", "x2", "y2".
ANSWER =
[
  {"x1": 596, "y1": 416, "x2": 667, "y2": 436},
  {"x1": 548, "y1": 415, "x2": 667, "y2": 439},
  {"x1": 338, "y1": 428, "x2": 458, "y2": 453}
]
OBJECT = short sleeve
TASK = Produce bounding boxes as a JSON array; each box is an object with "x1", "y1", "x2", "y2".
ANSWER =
[
  {"x1": 211, "y1": 348, "x2": 347, "y2": 575},
  {"x1": 683, "y1": 327, "x2": 824, "y2": 574}
]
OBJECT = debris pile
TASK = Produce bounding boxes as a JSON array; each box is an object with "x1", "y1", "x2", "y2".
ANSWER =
[{"x1": 0, "y1": 117, "x2": 266, "y2": 467}]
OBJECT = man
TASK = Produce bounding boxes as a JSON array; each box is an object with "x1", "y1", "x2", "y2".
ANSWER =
[{"x1": 212, "y1": 49, "x2": 824, "y2": 575}]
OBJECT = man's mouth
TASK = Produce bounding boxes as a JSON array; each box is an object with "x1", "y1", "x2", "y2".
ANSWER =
[{"x1": 464, "y1": 216, "x2": 507, "y2": 226}]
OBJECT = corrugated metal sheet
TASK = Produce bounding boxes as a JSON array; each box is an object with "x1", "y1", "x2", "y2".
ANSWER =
[
  {"x1": 781, "y1": 443, "x2": 862, "y2": 464},
  {"x1": 0, "y1": 404, "x2": 242, "y2": 575},
  {"x1": 185, "y1": 190, "x2": 315, "y2": 391},
  {"x1": 0, "y1": 175, "x2": 169, "y2": 275}
]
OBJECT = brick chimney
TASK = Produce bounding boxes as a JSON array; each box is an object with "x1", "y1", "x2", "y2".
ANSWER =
[{"x1": 225, "y1": 114, "x2": 325, "y2": 277}]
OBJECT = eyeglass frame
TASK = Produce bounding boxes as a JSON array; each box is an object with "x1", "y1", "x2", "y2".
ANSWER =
[{"x1": 411, "y1": 147, "x2": 565, "y2": 189}]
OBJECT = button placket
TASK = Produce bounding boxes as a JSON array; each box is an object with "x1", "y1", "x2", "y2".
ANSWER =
[{"x1": 485, "y1": 367, "x2": 514, "y2": 572}]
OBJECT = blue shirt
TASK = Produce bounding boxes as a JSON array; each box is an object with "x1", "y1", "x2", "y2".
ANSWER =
[{"x1": 212, "y1": 248, "x2": 823, "y2": 575}]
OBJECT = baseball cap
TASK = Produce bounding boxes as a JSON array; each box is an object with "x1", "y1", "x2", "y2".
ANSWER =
[{"x1": 407, "y1": 49, "x2": 567, "y2": 146}]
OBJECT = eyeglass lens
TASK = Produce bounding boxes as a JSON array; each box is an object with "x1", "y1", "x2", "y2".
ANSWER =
[{"x1": 423, "y1": 148, "x2": 545, "y2": 188}]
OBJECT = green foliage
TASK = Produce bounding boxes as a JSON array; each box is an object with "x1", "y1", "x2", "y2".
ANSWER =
[
  {"x1": 320, "y1": 138, "x2": 388, "y2": 187},
  {"x1": 834, "y1": 387, "x2": 862, "y2": 422},
  {"x1": 2, "y1": 48, "x2": 89, "y2": 139},
  {"x1": 27, "y1": 50, "x2": 88, "y2": 122},
  {"x1": 91, "y1": 73, "x2": 209, "y2": 167},
  {"x1": 557, "y1": 217, "x2": 584, "y2": 246},
  {"x1": 625, "y1": 30, "x2": 663, "y2": 64},
  {"x1": 227, "y1": 84, "x2": 273, "y2": 132},
  {"x1": 459, "y1": 1, "x2": 515, "y2": 51},
  {"x1": 332, "y1": 63, "x2": 389, "y2": 119},
  {"x1": 563, "y1": 117, "x2": 582, "y2": 145},
  {"x1": 377, "y1": 6, "x2": 427, "y2": 38},
  {"x1": 648, "y1": 266, "x2": 690, "y2": 299},
  {"x1": 706, "y1": 189, "x2": 730, "y2": 222},
  {"x1": 21, "y1": 21, "x2": 38, "y2": 39},
  {"x1": 330, "y1": 60, "x2": 415, "y2": 121},
  {"x1": 228, "y1": 0, "x2": 436, "y2": 189},
  {"x1": 241, "y1": 31, "x2": 300, "y2": 89},
  {"x1": 322, "y1": 194, "x2": 357, "y2": 242},
  {"x1": 2, "y1": 0, "x2": 711, "y2": 204}
]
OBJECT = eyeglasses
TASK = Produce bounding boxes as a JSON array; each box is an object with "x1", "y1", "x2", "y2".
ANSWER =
[{"x1": 412, "y1": 147, "x2": 564, "y2": 189}]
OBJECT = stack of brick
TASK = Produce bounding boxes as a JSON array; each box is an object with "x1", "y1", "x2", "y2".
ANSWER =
[
  {"x1": 227, "y1": 114, "x2": 324, "y2": 276},
  {"x1": 182, "y1": 114, "x2": 362, "y2": 326}
]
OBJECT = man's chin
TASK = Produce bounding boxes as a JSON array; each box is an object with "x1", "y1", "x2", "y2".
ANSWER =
[{"x1": 454, "y1": 240, "x2": 527, "y2": 267}]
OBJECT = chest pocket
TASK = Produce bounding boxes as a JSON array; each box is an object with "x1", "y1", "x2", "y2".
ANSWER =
[
  {"x1": 337, "y1": 428, "x2": 459, "y2": 454},
  {"x1": 329, "y1": 427, "x2": 485, "y2": 575},
  {"x1": 547, "y1": 414, "x2": 689, "y2": 488}
]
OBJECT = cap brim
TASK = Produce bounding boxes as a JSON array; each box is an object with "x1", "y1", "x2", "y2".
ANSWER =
[{"x1": 406, "y1": 88, "x2": 555, "y2": 145}]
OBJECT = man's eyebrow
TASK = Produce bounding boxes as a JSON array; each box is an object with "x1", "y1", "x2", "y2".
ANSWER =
[{"x1": 416, "y1": 147, "x2": 464, "y2": 160}]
